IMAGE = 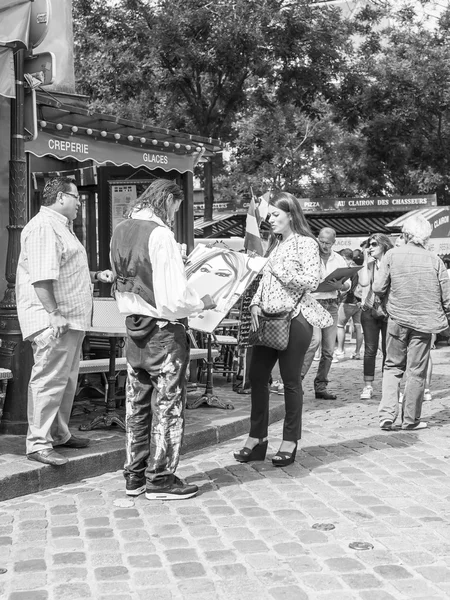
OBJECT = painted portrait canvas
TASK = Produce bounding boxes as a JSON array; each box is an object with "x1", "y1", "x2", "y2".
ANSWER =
[{"x1": 186, "y1": 244, "x2": 267, "y2": 333}]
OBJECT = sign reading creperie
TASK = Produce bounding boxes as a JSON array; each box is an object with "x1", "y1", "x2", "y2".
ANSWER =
[
  {"x1": 49, "y1": 139, "x2": 89, "y2": 154},
  {"x1": 299, "y1": 195, "x2": 437, "y2": 213},
  {"x1": 25, "y1": 131, "x2": 194, "y2": 174}
]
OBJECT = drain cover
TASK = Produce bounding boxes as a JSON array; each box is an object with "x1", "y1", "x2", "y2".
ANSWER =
[
  {"x1": 349, "y1": 541, "x2": 374, "y2": 551},
  {"x1": 0, "y1": 569, "x2": 7, "y2": 575},
  {"x1": 312, "y1": 523, "x2": 335, "y2": 531}
]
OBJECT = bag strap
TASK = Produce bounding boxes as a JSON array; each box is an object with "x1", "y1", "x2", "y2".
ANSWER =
[{"x1": 265, "y1": 235, "x2": 305, "y2": 314}]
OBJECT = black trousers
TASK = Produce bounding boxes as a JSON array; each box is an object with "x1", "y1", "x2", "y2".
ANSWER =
[
  {"x1": 249, "y1": 312, "x2": 313, "y2": 442},
  {"x1": 124, "y1": 321, "x2": 190, "y2": 483}
]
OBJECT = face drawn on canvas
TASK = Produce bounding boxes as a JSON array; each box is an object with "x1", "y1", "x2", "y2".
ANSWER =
[{"x1": 185, "y1": 245, "x2": 266, "y2": 333}]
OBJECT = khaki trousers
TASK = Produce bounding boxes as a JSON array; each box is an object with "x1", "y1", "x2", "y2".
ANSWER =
[{"x1": 27, "y1": 329, "x2": 84, "y2": 454}]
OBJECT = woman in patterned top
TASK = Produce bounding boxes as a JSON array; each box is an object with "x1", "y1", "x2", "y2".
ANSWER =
[{"x1": 234, "y1": 192, "x2": 327, "y2": 467}]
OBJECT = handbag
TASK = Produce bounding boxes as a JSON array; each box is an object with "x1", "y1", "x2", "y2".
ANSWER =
[{"x1": 248, "y1": 309, "x2": 293, "y2": 351}]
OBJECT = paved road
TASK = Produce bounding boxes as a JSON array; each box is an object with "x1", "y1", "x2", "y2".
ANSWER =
[{"x1": 1, "y1": 345, "x2": 450, "y2": 599}]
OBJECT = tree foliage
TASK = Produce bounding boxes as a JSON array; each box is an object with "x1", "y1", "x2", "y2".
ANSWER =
[
  {"x1": 335, "y1": 2, "x2": 450, "y2": 197},
  {"x1": 73, "y1": 0, "x2": 351, "y2": 138},
  {"x1": 73, "y1": 0, "x2": 450, "y2": 202}
]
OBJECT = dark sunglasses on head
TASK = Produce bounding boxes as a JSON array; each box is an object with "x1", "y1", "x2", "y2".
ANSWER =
[{"x1": 368, "y1": 241, "x2": 379, "y2": 248}]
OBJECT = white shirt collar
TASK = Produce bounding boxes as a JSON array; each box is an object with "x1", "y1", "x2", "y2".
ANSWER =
[
  {"x1": 40, "y1": 205, "x2": 69, "y2": 226},
  {"x1": 130, "y1": 207, "x2": 168, "y2": 229}
]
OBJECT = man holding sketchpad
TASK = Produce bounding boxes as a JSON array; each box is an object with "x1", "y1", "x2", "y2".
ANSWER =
[{"x1": 301, "y1": 228, "x2": 361, "y2": 400}]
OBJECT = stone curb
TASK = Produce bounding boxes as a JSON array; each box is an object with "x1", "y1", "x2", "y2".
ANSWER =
[{"x1": 0, "y1": 401, "x2": 285, "y2": 502}]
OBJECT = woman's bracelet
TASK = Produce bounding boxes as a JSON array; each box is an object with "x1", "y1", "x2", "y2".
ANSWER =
[{"x1": 48, "y1": 308, "x2": 59, "y2": 315}]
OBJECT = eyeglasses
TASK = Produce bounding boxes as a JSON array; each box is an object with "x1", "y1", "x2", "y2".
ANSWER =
[
  {"x1": 318, "y1": 240, "x2": 333, "y2": 246},
  {"x1": 368, "y1": 241, "x2": 379, "y2": 248},
  {"x1": 63, "y1": 191, "x2": 80, "y2": 201}
]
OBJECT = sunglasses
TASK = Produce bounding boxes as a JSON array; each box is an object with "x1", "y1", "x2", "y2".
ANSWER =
[{"x1": 368, "y1": 241, "x2": 379, "y2": 248}]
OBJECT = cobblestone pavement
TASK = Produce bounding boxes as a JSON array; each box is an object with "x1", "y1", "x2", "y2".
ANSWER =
[{"x1": 1, "y1": 345, "x2": 450, "y2": 599}]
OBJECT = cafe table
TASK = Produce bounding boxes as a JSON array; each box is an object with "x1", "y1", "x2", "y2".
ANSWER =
[{"x1": 79, "y1": 324, "x2": 126, "y2": 432}]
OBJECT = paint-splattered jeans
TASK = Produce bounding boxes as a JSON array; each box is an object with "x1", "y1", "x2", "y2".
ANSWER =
[{"x1": 124, "y1": 321, "x2": 190, "y2": 484}]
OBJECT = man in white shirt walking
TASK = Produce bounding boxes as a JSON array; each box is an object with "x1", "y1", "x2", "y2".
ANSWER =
[
  {"x1": 301, "y1": 228, "x2": 349, "y2": 399},
  {"x1": 111, "y1": 179, "x2": 215, "y2": 500}
]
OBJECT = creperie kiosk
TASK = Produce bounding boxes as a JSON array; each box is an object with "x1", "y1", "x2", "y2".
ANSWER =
[
  {"x1": 0, "y1": 92, "x2": 220, "y2": 436},
  {"x1": 24, "y1": 92, "x2": 221, "y2": 274}
]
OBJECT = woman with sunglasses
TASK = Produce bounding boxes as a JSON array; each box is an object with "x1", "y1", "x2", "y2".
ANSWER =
[{"x1": 358, "y1": 233, "x2": 394, "y2": 399}]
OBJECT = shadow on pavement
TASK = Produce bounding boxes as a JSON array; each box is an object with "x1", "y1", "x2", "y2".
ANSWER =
[{"x1": 192, "y1": 431, "x2": 422, "y2": 493}]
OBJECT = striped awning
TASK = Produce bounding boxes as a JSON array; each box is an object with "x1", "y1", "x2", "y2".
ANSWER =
[
  {"x1": 386, "y1": 207, "x2": 448, "y2": 229},
  {"x1": 194, "y1": 213, "x2": 246, "y2": 238},
  {"x1": 387, "y1": 207, "x2": 450, "y2": 239}
]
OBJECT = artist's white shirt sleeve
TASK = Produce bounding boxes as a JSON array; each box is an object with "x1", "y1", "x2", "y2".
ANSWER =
[{"x1": 149, "y1": 227, "x2": 204, "y2": 320}]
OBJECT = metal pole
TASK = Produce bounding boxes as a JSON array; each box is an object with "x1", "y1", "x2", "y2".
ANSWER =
[
  {"x1": 0, "y1": 48, "x2": 27, "y2": 309},
  {"x1": 0, "y1": 48, "x2": 33, "y2": 434}
]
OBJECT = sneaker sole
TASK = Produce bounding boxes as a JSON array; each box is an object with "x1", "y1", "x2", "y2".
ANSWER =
[
  {"x1": 402, "y1": 423, "x2": 427, "y2": 430},
  {"x1": 145, "y1": 490, "x2": 198, "y2": 500},
  {"x1": 126, "y1": 485, "x2": 146, "y2": 497}
]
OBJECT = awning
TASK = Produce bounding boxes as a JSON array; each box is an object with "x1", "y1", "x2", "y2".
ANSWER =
[
  {"x1": 387, "y1": 207, "x2": 450, "y2": 238},
  {"x1": 26, "y1": 130, "x2": 194, "y2": 174},
  {"x1": 194, "y1": 213, "x2": 246, "y2": 238},
  {"x1": 0, "y1": 0, "x2": 31, "y2": 49},
  {"x1": 23, "y1": 90, "x2": 221, "y2": 174},
  {"x1": 305, "y1": 213, "x2": 402, "y2": 236}
]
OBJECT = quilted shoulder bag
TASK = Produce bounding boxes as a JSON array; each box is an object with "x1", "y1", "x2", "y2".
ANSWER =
[
  {"x1": 248, "y1": 246, "x2": 304, "y2": 351},
  {"x1": 248, "y1": 308, "x2": 293, "y2": 351}
]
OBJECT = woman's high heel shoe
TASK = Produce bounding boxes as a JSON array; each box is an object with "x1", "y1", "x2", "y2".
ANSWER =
[
  {"x1": 234, "y1": 439, "x2": 268, "y2": 463},
  {"x1": 272, "y1": 442, "x2": 297, "y2": 467}
]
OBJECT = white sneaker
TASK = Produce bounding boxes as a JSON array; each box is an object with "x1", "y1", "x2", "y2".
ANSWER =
[
  {"x1": 270, "y1": 380, "x2": 281, "y2": 393},
  {"x1": 424, "y1": 389, "x2": 432, "y2": 401},
  {"x1": 334, "y1": 350, "x2": 345, "y2": 358},
  {"x1": 360, "y1": 385, "x2": 373, "y2": 400}
]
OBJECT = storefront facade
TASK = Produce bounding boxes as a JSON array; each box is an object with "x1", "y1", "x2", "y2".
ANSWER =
[{"x1": 0, "y1": 0, "x2": 221, "y2": 433}]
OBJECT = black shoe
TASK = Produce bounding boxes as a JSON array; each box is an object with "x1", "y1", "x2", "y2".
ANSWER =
[
  {"x1": 27, "y1": 448, "x2": 68, "y2": 466},
  {"x1": 315, "y1": 390, "x2": 337, "y2": 400},
  {"x1": 145, "y1": 476, "x2": 198, "y2": 500},
  {"x1": 234, "y1": 439, "x2": 268, "y2": 463},
  {"x1": 272, "y1": 442, "x2": 298, "y2": 467},
  {"x1": 125, "y1": 474, "x2": 146, "y2": 497},
  {"x1": 54, "y1": 435, "x2": 90, "y2": 449}
]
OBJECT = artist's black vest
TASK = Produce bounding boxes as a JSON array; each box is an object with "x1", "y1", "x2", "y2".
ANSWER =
[{"x1": 110, "y1": 219, "x2": 160, "y2": 307}]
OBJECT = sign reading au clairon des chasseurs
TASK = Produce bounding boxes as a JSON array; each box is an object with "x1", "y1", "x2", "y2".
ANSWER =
[
  {"x1": 25, "y1": 130, "x2": 194, "y2": 174},
  {"x1": 298, "y1": 195, "x2": 437, "y2": 214}
]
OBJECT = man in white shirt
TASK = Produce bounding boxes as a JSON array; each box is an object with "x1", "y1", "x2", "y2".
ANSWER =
[
  {"x1": 16, "y1": 177, "x2": 113, "y2": 466},
  {"x1": 301, "y1": 227, "x2": 350, "y2": 399},
  {"x1": 111, "y1": 179, "x2": 215, "y2": 500}
]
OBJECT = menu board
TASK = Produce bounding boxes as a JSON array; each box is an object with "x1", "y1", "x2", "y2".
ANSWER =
[
  {"x1": 110, "y1": 184, "x2": 137, "y2": 232},
  {"x1": 109, "y1": 179, "x2": 158, "y2": 233}
]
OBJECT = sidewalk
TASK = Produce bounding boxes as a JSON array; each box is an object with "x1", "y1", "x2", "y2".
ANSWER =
[
  {"x1": 1, "y1": 343, "x2": 450, "y2": 599},
  {"x1": 0, "y1": 377, "x2": 285, "y2": 502},
  {"x1": 1, "y1": 341, "x2": 449, "y2": 503}
]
